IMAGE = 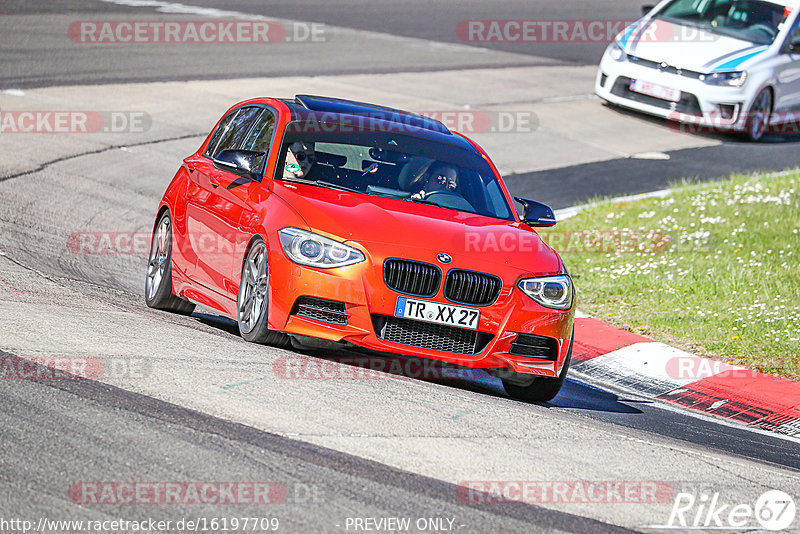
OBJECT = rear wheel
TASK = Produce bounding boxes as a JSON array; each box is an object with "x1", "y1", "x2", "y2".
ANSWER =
[
  {"x1": 502, "y1": 335, "x2": 573, "y2": 403},
  {"x1": 744, "y1": 88, "x2": 772, "y2": 142},
  {"x1": 144, "y1": 212, "x2": 195, "y2": 314},
  {"x1": 237, "y1": 239, "x2": 290, "y2": 346}
]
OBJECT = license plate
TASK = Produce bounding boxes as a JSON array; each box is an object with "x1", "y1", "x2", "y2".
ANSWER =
[
  {"x1": 394, "y1": 296, "x2": 480, "y2": 330},
  {"x1": 629, "y1": 79, "x2": 681, "y2": 102}
]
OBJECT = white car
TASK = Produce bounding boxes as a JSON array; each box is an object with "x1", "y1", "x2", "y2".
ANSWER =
[{"x1": 596, "y1": 0, "x2": 800, "y2": 140}]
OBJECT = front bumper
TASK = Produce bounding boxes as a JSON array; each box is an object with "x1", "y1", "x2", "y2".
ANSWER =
[
  {"x1": 266, "y1": 242, "x2": 574, "y2": 378},
  {"x1": 595, "y1": 54, "x2": 755, "y2": 132}
]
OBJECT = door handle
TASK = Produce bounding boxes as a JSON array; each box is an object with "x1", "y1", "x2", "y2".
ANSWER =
[{"x1": 210, "y1": 177, "x2": 221, "y2": 188}]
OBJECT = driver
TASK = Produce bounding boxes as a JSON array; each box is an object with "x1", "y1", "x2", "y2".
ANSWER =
[
  {"x1": 411, "y1": 162, "x2": 459, "y2": 199},
  {"x1": 283, "y1": 141, "x2": 316, "y2": 179}
]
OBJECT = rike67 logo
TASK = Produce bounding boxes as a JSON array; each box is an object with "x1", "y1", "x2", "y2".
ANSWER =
[{"x1": 654, "y1": 490, "x2": 796, "y2": 531}]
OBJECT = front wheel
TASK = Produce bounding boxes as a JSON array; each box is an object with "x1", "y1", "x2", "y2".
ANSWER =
[
  {"x1": 502, "y1": 335, "x2": 573, "y2": 403},
  {"x1": 237, "y1": 239, "x2": 290, "y2": 346},
  {"x1": 744, "y1": 88, "x2": 772, "y2": 142},
  {"x1": 144, "y1": 212, "x2": 195, "y2": 314}
]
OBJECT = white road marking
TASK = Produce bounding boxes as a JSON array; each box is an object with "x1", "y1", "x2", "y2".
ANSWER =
[
  {"x1": 555, "y1": 189, "x2": 672, "y2": 221},
  {"x1": 570, "y1": 369, "x2": 800, "y2": 444},
  {"x1": 573, "y1": 342, "x2": 709, "y2": 397},
  {"x1": 554, "y1": 168, "x2": 800, "y2": 222},
  {"x1": 709, "y1": 400, "x2": 728, "y2": 410},
  {"x1": 541, "y1": 94, "x2": 599, "y2": 103},
  {"x1": 630, "y1": 151, "x2": 670, "y2": 160}
]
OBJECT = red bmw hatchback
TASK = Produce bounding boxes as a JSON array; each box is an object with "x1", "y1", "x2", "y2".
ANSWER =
[{"x1": 146, "y1": 95, "x2": 575, "y2": 402}]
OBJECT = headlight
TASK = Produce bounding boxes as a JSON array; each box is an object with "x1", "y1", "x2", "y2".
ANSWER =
[
  {"x1": 278, "y1": 227, "x2": 365, "y2": 268},
  {"x1": 607, "y1": 41, "x2": 627, "y2": 62},
  {"x1": 701, "y1": 71, "x2": 747, "y2": 87},
  {"x1": 518, "y1": 275, "x2": 573, "y2": 310}
]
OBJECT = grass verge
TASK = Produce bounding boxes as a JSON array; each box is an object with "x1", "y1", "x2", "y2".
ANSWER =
[{"x1": 539, "y1": 169, "x2": 800, "y2": 380}]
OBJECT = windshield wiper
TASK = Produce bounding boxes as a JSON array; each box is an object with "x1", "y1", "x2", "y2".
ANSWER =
[
  {"x1": 407, "y1": 196, "x2": 466, "y2": 213},
  {"x1": 313, "y1": 180, "x2": 361, "y2": 193},
  {"x1": 406, "y1": 196, "x2": 439, "y2": 206},
  {"x1": 280, "y1": 177, "x2": 361, "y2": 194},
  {"x1": 653, "y1": 14, "x2": 709, "y2": 31},
  {"x1": 407, "y1": 195, "x2": 486, "y2": 217}
]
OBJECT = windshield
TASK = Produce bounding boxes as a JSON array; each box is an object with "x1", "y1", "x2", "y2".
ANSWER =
[
  {"x1": 655, "y1": 0, "x2": 788, "y2": 45},
  {"x1": 276, "y1": 130, "x2": 514, "y2": 221}
]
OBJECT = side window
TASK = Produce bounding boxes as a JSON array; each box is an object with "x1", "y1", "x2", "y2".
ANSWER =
[
  {"x1": 203, "y1": 110, "x2": 237, "y2": 158},
  {"x1": 242, "y1": 109, "x2": 276, "y2": 172},
  {"x1": 205, "y1": 107, "x2": 263, "y2": 160},
  {"x1": 243, "y1": 110, "x2": 276, "y2": 153},
  {"x1": 789, "y1": 21, "x2": 800, "y2": 47}
]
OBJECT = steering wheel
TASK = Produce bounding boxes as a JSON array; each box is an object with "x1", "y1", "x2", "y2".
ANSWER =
[{"x1": 423, "y1": 190, "x2": 474, "y2": 211}]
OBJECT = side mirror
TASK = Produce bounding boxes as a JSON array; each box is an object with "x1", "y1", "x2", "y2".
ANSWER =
[
  {"x1": 514, "y1": 197, "x2": 556, "y2": 227},
  {"x1": 785, "y1": 41, "x2": 800, "y2": 54},
  {"x1": 214, "y1": 149, "x2": 265, "y2": 181},
  {"x1": 641, "y1": 4, "x2": 655, "y2": 15}
]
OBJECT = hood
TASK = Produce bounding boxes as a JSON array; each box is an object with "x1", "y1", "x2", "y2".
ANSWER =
[
  {"x1": 619, "y1": 18, "x2": 770, "y2": 73},
  {"x1": 272, "y1": 182, "x2": 563, "y2": 275}
]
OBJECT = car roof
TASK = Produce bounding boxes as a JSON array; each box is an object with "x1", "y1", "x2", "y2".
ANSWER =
[{"x1": 281, "y1": 94, "x2": 479, "y2": 152}]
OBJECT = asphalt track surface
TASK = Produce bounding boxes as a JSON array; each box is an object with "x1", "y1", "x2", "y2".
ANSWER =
[{"x1": 1, "y1": 1, "x2": 799, "y2": 533}]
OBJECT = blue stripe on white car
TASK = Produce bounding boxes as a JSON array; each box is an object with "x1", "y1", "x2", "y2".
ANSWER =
[
  {"x1": 702, "y1": 45, "x2": 763, "y2": 69},
  {"x1": 619, "y1": 22, "x2": 642, "y2": 52},
  {"x1": 710, "y1": 46, "x2": 768, "y2": 71},
  {"x1": 628, "y1": 19, "x2": 656, "y2": 55}
]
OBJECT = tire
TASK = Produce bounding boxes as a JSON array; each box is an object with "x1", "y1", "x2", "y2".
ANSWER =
[
  {"x1": 144, "y1": 211, "x2": 196, "y2": 315},
  {"x1": 236, "y1": 239, "x2": 290, "y2": 347},
  {"x1": 502, "y1": 335, "x2": 573, "y2": 403},
  {"x1": 744, "y1": 88, "x2": 772, "y2": 142}
]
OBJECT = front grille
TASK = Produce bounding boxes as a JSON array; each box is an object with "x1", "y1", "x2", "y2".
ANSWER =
[
  {"x1": 611, "y1": 76, "x2": 702, "y2": 116},
  {"x1": 292, "y1": 296, "x2": 348, "y2": 325},
  {"x1": 628, "y1": 56, "x2": 704, "y2": 80},
  {"x1": 373, "y1": 315, "x2": 493, "y2": 355},
  {"x1": 384, "y1": 259, "x2": 441, "y2": 297},
  {"x1": 444, "y1": 269, "x2": 502, "y2": 306},
  {"x1": 509, "y1": 334, "x2": 558, "y2": 360}
]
